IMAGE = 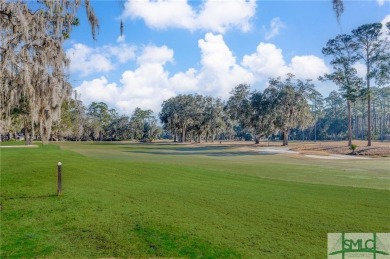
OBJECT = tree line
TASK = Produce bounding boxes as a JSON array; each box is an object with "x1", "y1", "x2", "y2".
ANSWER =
[
  {"x1": 45, "y1": 97, "x2": 161, "y2": 142},
  {"x1": 3, "y1": 82, "x2": 389, "y2": 146},
  {"x1": 159, "y1": 81, "x2": 390, "y2": 145}
]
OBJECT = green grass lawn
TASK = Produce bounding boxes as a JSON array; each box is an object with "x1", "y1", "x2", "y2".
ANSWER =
[{"x1": 1, "y1": 142, "x2": 389, "y2": 258}]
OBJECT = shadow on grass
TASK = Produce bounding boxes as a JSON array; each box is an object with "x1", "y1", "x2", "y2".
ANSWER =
[
  {"x1": 123, "y1": 150, "x2": 272, "y2": 156},
  {"x1": 121, "y1": 145, "x2": 235, "y2": 152},
  {"x1": 2, "y1": 194, "x2": 58, "y2": 200}
]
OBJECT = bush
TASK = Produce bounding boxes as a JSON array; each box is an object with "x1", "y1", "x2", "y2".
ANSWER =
[{"x1": 349, "y1": 144, "x2": 358, "y2": 154}]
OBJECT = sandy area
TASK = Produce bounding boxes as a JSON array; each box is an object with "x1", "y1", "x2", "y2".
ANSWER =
[
  {"x1": 243, "y1": 140, "x2": 390, "y2": 159},
  {"x1": 180, "y1": 140, "x2": 390, "y2": 158},
  {"x1": 304, "y1": 154, "x2": 371, "y2": 160},
  {"x1": 258, "y1": 148, "x2": 298, "y2": 154},
  {"x1": 288, "y1": 141, "x2": 390, "y2": 158},
  {"x1": 0, "y1": 145, "x2": 38, "y2": 148},
  {"x1": 256, "y1": 146, "x2": 372, "y2": 160}
]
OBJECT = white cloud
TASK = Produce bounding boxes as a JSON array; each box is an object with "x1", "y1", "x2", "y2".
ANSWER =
[
  {"x1": 67, "y1": 43, "x2": 136, "y2": 76},
  {"x1": 73, "y1": 35, "x2": 330, "y2": 115},
  {"x1": 195, "y1": 0, "x2": 256, "y2": 33},
  {"x1": 169, "y1": 68, "x2": 199, "y2": 92},
  {"x1": 75, "y1": 77, "x2": 120, "y2": 104},
  {"x1": 106, "y1": 44, "x2": 136, "y2": 64},
  {"x1": 117, "y1": 35, "x2": 126, "y2": 43},
  {"x1": 197, "y1": 33, "x2": 255, "y2": 97},
  {"x1": 122, "y1": 0, "x2": 256, "y2": 33},
  {"x1": 377, "y1": 0, "x2": 390, "y2": 6},
  {"x1": 290, "y1": 55, "x2": 329, "y2": 79},
  {"x1": 381, "y1": 14, "x2": 390, "y2": 37},
  {"x1": 242, "y1": 42, "x2": 290, "y2": 78},
  {"x1": 353, "y1": 62, "x2": 367, "y2": 78},
  {"x1": 263, "y1": 17, "x2": 286, "y2": 40},
  {"x1": 73, "y1": 34, "x2": 255, "y2": 114},
  {"x1": 118, "y1": 62, "x2": 176, "y2": 112},
  {"x1": 74, "y1": 45, "x2": 177, "y2": 114},
  {"x1": 123, "y1": 0, "x2": 195, "y2": 30},
  {"x1": 242, "y1": 42, "x2": 329, "y2": 81},
  {"x1": 67, "y1": 44, "x2": 114, "y2": 76},
  {"x1": 137, "y1": 45, "x2": 174, "y2": 65}
]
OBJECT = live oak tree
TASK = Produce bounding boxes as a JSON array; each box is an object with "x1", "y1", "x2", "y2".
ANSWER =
[
  {"x1": 226, "y1": 84, "x2": 253, "y2": 138},
  {"x1": 176, "y1": 95, "x2": 195, "y2": 143},
  {"x1": 0, "y1": 0, "x2": 98, "y2": 144},
  {"x1": 9, "y1": 95, "x2": 30, "y2": 143},
  {"x1": 129, "y1": 108, "x2": 160, "y2": 141},
  {"x1": 159, "y1": 97, "x2": 181, "y2": 142},
  {"x1": 250, "y1": 89, "x2": 281, "y2": 144},
  {"x1": 205, "y1": 97, "x2": 225, "y2": 142},
  {"x1": 308, "y1": 89, "x2": 324, "y2": 142},
  {"x1": 87, "y1": 102, "x2": 110, "y2": 141},
  {"x1": 160, "y1": 94, "x2": 205, "y2": 143},
  {"x1": 267, "y1": 75, "x2": 314, "y2": 146},
  {"x1": 190, "y1": 95, "x2": 209, "y2": 143},
  {"x1": 160, "y1": 94, "x2": 230, "y2": 143},
  {"x1": 224, "y1": 77, "x2": 314, "y2": 145},
  {"x1": 51, "y1": 99, "x2": 75, "y2": 141}
]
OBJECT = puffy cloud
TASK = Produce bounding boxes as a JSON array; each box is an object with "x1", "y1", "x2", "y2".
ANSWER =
[
  {"x1": 263, "y1": 17, "x2": 286, "y2": 40},
  {"x1": 75, "y1": 77, "x2": 120, "y2": 104},
  {"x1": 242, "y1": 42, "x2": 329, "y2": 81},
  {"x1": 73, "y1": 34, "x2": 255, "y2": 114},
  {"x1": 169, "y1": 68, "x2": 199, "y2": 92},
  {"x1": 67, "y1": 43, "x2": 136, "y2": 76},
  {"x1": 377, "y1": 0, "x2": 390, "y2": 6},
  {"x1": 122, "y1": 0, "x2": 256, "y2": 33},
  {"x1": 290, "y1": 55, "x2": 329, "y2": 79},
  {"x1": 107, "y1": 45, "x2": 136, "y2": 64},
  {"x1": 118, "y1": 62, "x2": 176, "y2": 112},
  {"x1": 137, "y1": 45, "x2": 174, "y2": 65},
  {"x1": 74, "y1": 45, "x2": 176, "y2": 114},
  {"x1": 197, "y1": 33, "x2": 255, "y2": 97},
  {"x1": 242, "y1": 42, "x2": 289, "y2": 78},
  {"x1": 123, "y1": 0, "x2": 195, "y2": 30},
  {"x1": 67, "y1": 44, "x2": 114, "y2": 76},
  {"x1": 110, "y1": 44, "x2": 136, "y2": 63},
  {"x1": 73, "y1": 35, "x2": 330, "y2": 115},
  {"x1": 195, "y1": 0, "x2": 256, "y2": 33}
]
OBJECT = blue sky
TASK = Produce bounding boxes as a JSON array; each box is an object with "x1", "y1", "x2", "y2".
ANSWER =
[{"x1": 65, "y1": 0, "x2": 390, "y2": 115}]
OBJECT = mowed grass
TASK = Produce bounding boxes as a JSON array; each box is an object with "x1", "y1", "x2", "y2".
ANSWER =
[{"x1": 1, "y1": 142, "x2": 389, "y2": 258}]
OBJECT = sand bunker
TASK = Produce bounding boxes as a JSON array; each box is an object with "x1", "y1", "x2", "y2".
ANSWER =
[
  {"x1": 257, "y1": 147, "x2": 371, "y2": 160},
  {"x1": 258, "y1": 148, "x2": 299, "y2": 154}
]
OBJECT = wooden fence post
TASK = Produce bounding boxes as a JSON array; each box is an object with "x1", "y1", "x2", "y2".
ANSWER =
[{"x1": 57, "y1": 162, "x2": 62, "y2": 196}]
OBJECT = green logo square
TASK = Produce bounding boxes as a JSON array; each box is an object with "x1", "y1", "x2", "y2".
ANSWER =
[{"x1": 328, "y1": 233, "x2": 390, "y2": 259}]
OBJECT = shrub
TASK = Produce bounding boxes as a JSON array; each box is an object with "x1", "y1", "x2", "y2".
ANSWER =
[{"x1": 349, "y1": 144, "x2": 358, "y2": 154}]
